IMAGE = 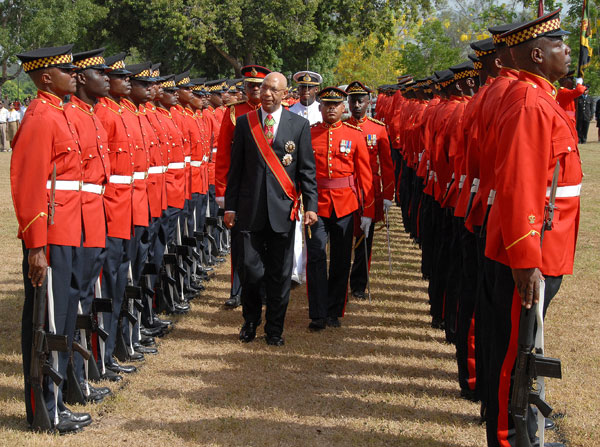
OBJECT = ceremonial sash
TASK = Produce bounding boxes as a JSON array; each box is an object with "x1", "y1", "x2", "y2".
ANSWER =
[{"x1": 247, "y1": 110, "x2": 300, "y2": 221}]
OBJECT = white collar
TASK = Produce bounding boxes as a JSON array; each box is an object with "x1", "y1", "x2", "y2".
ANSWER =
[{"x1": 261, "y1": 105, "x2": 283, "y2": 122}]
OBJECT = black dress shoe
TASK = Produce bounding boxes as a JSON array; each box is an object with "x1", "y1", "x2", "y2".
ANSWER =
[
  {"x1": 80, "y1": 382, "x2": 108, "y2": 403},
  {"x1": 134, "y1": 343, "x2": 158, "y2": 354},
  {"x1": 53, "y1": 417, "x2": 82, "y2": 434},
  {"x1": 140, "y1": 335, "x2": 156, "y2": 346},
  {"x1": 459, "y1": 388, "x2": 478, "y2": 402},
  {"x1": 239, "y1": 320, "x2": 260, "y2": 342},
  {"x1": 59, "y1": 409, "x2": 92, "y2": 428},
  {"x1": 88, "y1": 383, "x2": 111, "y2": 396},
  {"x1": 352, "y1": 290, "x2": 366, "y2": 300},
  {"x1": 126, "y1": 351, "x2": 144, "y2": 362},
  {"x1": 266, "y1": 335, "x2": 285, "y2": 346},
  {"x1": 99, "y1": 369, "x2": 123, "y2": 382},
  {"x1": 326, "y1": 317, "x2": 341, "y2": 328},
  {"x1": 308, "y1": 319, "x2": 326, "y2": 331},
  {"x1": 224, "y1": 295, "x2": 241, "y2": 308},
  {"x1": 140, "y1": 326, "x2": 164, "y2": 337},
  {"x1": 106, "y1": 361, "x2": 137, "y2": 374}
]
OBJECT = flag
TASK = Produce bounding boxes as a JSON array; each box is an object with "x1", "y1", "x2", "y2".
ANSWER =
[{"x1": 578, "y1": 0, "x2": 592, "y2": 78}]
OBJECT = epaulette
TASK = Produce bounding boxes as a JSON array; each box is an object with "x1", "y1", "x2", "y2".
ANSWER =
[
  {"x1": 343, "y1": 122, "x2": 363, "y2": 131},
  {"x1": 311, "y1": 122, "x2": 320, "y2": 127},
  {"x1": 368, "y1": 116, "x2": 385, "y2": 126}
]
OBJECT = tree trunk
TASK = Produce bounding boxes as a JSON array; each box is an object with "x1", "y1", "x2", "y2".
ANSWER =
[{"x1": 211, "y1": 42, "x2": 243, "y2": 77}]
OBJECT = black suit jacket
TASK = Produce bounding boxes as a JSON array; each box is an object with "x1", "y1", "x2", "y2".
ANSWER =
[{"x1": 225, "y1": 108, "x2": 318, "y2": 233}]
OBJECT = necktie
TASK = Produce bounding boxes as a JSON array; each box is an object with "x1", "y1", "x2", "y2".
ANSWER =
[{"x1": 264, "y1": 113, "x2": 275, "y2": 145}]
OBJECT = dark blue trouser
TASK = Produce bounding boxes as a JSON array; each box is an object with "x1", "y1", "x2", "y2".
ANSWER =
[
  {"x1": 101, "y1": 236, "x2": 134, "y2": 367},
  {"x1": 75, "y1": 246, "x2": 105, "y2": 384},
  {"x1": 21, "y1": 243, "x2": 82, "y2": 424},
  {"x1": 305, "y1": 212, "x2": 354, "y2": 320}
]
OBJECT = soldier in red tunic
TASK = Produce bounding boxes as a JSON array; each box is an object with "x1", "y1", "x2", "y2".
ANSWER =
[
  {"x1": 66, "y1": 48, "x2": 114, "y2": 402},
  {"x1": 344, "y1": 81, "x2": 394, "y2": 300},
  {"x1": 12, "y1": 44, "x2": 92, "y2": 434},
  {"x1": 306, "y1": 87, "x2": 374, "y2": 330},
  {"x1": 93, "y1": 53, "x2": 139, "y2": 376},
  {"x1": 484, "y1": 11, "x2": 578, "y2": 447}
]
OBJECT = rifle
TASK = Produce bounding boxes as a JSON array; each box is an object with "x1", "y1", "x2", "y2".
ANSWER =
[
  {"x1": 384, "y1": 208, "x2": 392, "y2": 274},
  {"x1": 29, "y1": 275, "x2": 68, "y2": 431},
  {"x1": 511, "y1": 161, "x2": 562, "y2": 447},
  {"x1": 464, "y1": 178, "x2": 479, "y2": 219},
  {"x1": 92, "y1": 279, "x2": 112, "y2": 376}
]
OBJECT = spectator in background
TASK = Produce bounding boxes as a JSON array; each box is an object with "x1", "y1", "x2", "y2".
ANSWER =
[
  {"x1": 576, "y1": 85, "x2": 595, "y2": 143},
  {"x1": 7, "y1": 101, "x2": 20, "y2": 149},
  {"x1": 0, "y1": 102, "x2": 8, "y2": 152},
  {"x1": 596, "y1": 97, "x2": 600, "y2": 142},
  {"x1": 15, "y1": 100, "x2": 26, "y2": 121}
]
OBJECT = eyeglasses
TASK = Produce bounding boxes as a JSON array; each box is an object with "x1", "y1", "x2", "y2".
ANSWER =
[{"x1": 260, "y1": 85, "x2": 287, "y2": 94}]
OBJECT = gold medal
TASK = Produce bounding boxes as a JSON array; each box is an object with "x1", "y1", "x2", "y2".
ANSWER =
[
  {"x1": 282, "y1": 153, "x2": 293, "y2": 166},
  {"x1": 265, "y1": 131, "x2": 274, "y2": 139}
]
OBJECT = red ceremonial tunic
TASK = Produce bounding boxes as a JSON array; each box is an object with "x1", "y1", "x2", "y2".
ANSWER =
[
  {"x1": 156, "y1": 106, "x2": 185, "y2": 209},
  {"x1": 485, "y1": 71, "x2": 582, "y2": 276},
  {"x1": 193, "y1": 108, "x2": 212, "y2": 195},
  {"x1": 466, "y1": 69, "x2": 518, "y2": 231},
  {"x1": 64, "y1": 95, "x2": 110, "y2": 247},
  {"x1": 556, "y1": 83, "x2": 586, "y2": 125},
  {"x1": 94, "y1": 96, "x2": 135, "y2": 239},
  {"x1": 121, "y1": 98, "x2": 149, "y2": 227},
  {"x1": 310, "y1": 121, "x2": 374, "y2": 219},
  {"x1": 346, "y1": 116, "x2": 394, "y2": 222},
  {"x1": 440, "y1": 96, "x2": 469, "y2": 209},
  {"x1": 145, "y1": 103, "x2": 169, "y2": 215},
  {"x1": 215, "y1": 100, "x2": 261, "y2": 197},
  {"x1": 171, "y1": 104, "x2": 192, "y2": 200},
  {"x1": 11, "y1": 90, "x2": 83, "y2": 248},
  {"x1": 454, "y1": 77, "x2": 495, "y2": 219}
]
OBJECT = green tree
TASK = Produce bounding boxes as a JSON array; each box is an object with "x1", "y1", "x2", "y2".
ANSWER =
[
  {"x1": 399, "y1": 20, "x2": 463, "y2": 78},
  {"x1": 83, "y1": 0, "x2": 430, "y2": 80},
  {"x1": 0, "y1": 0, "x2": 108, "y2": 88}
]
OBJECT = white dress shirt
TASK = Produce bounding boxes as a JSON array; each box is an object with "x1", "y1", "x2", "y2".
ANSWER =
[
  {"x1": 0, "y1": 107, "x2": 8, "y2": 123},
  {"x1": 289, "y1": 100, "x2": 321, "y2": 125},
  {"x1": 260, "y1": 105, "x2": 283, "y2": 141},
  {"x1": 8, "y1": 110, "x2": 20, "y2": 122}
]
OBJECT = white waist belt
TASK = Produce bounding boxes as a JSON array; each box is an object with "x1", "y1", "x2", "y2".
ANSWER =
[
  {"x1": 46, "y1": 180, "x2": 80, "y2": 191},
  {"x1": 168, "y1": 162, "x2": 185, "y2": 169},
  {"x1": 547, "y1": 184, "x2": 581, "y2": 198},
  {"x1": 184, "y1": 156, "x2": 191, "y2": 163},
  {"x1": 203, "y1": 155, "x2": 209, "y2": 163},
  {"x1": 212, "y1": 148, "x2": 218, "y2": 153},
  {"x1": 470, "y1": 178, "x2": 480, "y2": 193},
  {"x1": 459, "y1": 174, "x2": 466, "y2": 189},
  {"x1": 109, "y1": 175, "x2": 133, "y2": 184},
  {"x1": 148, "y1": 166, "x2": 165, "y2": 174},
  {"x1": 133, "y1": 171, "x2": 148, "y2": 180},
  {"x1": 82, "y1": 183, "x2": 104, "y2": 194},
  {"x1": 487, "y1": 189, "x2": 496, "y2": 206},
  {"x1": 190, "y1": 160, "x2": 202, "y2": 167}
]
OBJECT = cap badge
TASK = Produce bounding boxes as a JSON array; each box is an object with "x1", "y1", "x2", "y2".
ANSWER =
[
  {"x1": 251, "y1": 67, "x2": 258, "y2": 77},
  {"x1": 303, "y1": 73, "x2": 312, "y2": 82},
  {"x1": 282, "y1": 153, "x2": 293, "y2": 166},
  {"x1": 285, "y1": 141, "x2": 296, "y2": 153}
]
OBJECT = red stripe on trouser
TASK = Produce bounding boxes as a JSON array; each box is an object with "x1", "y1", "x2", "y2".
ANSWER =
[
  {"x1": 467, "y1": 314, "x2": 476, "y2": 390},
  {"x1": 441, "y1": 291, "x2": 446, "y2": 319},
  {"x1": 416, "y1": 199, "x2": 422, "y2": 238},
  {"x1": 497, "y1": 287, "x2": 522, "y2": 447}
]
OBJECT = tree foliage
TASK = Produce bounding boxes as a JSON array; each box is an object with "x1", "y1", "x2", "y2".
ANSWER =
[{"x1": 0, "y1": 0, "x2": 108, "y2": 88}]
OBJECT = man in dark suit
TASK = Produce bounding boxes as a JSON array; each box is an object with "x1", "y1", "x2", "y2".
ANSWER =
[
  {"x1": 576, "y1": 86, "x2": 594, "y2": 143},
  {"x1": 224, "y1": 72, "x2": 318, "y2": 346}
]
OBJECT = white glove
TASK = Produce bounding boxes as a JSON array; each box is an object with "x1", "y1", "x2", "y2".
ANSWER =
[
  {"x1": 383, "y1": 199, "x2": 393, "y2": 213},
  {"x1": 360, "y1": 216, "x2": 372, "y2": 237},
  {"x1": 576, "y1": 77, "x2": 584, "y2": 85},
  {"x1": 216, "y1": 196, "x2": 225, "y2": 209}
]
